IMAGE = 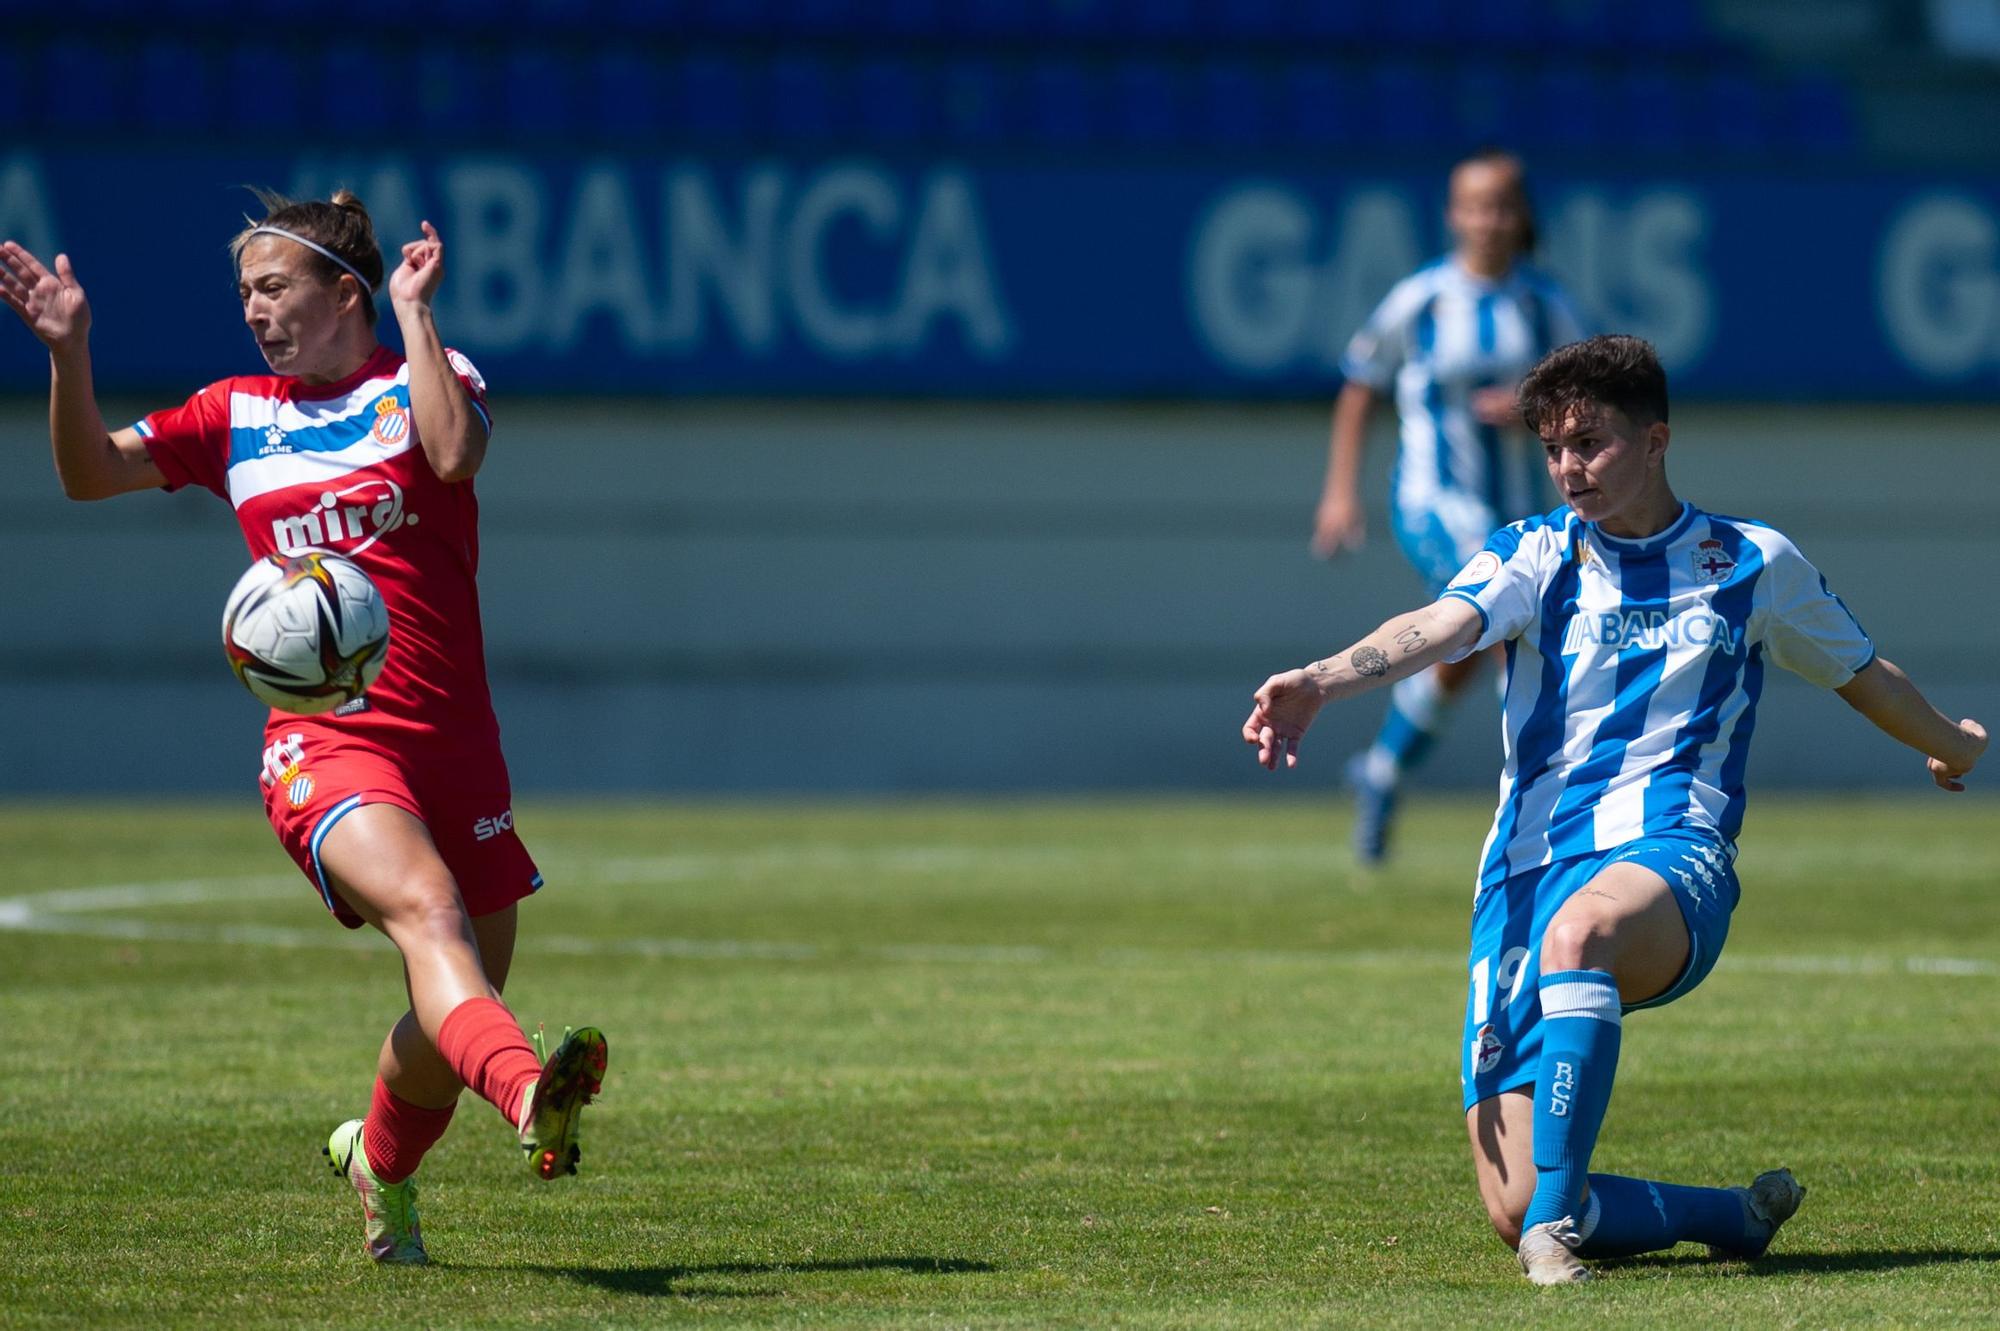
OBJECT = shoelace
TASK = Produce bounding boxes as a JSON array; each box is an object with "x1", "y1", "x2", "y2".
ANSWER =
[
  {"x1": 521, "y1": 1024, "x2": 581, "y2": 1137},
  {"x1": 530, "y1": 1023, "x2": 576, "y2": 1065}
]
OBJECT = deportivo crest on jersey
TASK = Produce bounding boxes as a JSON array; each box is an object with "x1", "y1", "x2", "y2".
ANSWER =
[
  {"x1": 1692, "y1": 538, "x2": 1735, "y2": 581},
  {"x1": 287, "y1": 773, "x2": 315, "y2": 808}
]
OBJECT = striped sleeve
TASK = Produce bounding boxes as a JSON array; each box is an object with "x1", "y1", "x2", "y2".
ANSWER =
[
  {"x1": 1751, "y1": 530, "x2": 1875, "y2": 688},
  {"x1": 1441, "y1": 518, "x2": 1560, "y2": 656},
  {"x1": 1338, "y1": 272, "x2": 1431, "y2": 391}
]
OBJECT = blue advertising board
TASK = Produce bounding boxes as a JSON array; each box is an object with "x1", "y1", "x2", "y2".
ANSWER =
[{"x1": 3, "y1": 147, "x2": 1999, "y2": 398}]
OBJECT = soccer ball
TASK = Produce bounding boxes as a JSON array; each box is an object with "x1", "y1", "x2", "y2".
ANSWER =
[{"x1": 221, "y1": 551, "x2": 390, "y2": 714}]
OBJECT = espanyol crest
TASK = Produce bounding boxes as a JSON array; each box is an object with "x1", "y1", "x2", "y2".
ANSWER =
[
  {"x1": 371, "y1": 395, "x2": 410, "y2": 445},
  {"x1": 1692, "y1": 539, "x2": 1735, "y2": 581}
]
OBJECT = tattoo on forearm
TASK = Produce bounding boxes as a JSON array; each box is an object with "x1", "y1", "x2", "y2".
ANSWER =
[
  {"x1": 1351, "y1": 646, "x2": 1390, "y2": 677},
  {"x1": 1307, "y1": 658, "x2": 1345, "y2": 685},
  {"x1": 1392, "y1": 625, "x2": 1429, "y2": 655}
]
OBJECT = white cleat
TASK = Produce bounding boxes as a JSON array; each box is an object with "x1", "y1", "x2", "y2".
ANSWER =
[
  {"x1": 1711, "y1": 1168, "x2": 1804, "y2": 1260},
  {"x1": 1517, "y1": 1216, "x2": 1594, "y2": 1285}
]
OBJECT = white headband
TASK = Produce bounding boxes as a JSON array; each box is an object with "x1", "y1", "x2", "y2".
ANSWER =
[{"x1": 247, "y1": 226, "x2": 375, "y2": 296}]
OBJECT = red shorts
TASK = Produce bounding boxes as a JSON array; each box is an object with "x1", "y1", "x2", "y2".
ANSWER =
[{"x1": 259, "y1": 728, "x2": 542, "y2": 930}]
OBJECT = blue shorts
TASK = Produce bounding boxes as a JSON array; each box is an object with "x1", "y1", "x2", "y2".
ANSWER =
[
  {"x1": 1460, "y1": 831, "x2": 1739, "y2": 1111},
  {"x1": 1391, "y1": 493, "x2": 1505, "y2": 596}
]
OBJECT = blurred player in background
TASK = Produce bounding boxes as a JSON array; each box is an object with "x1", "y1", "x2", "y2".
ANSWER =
[
  {"x1": 1314, "y1": 149, "x2": 1587, "y2": 863},
  {"x1": 1250, "y1": 336, "x2": 1985, "y2": 1283},
  {"x1": 0, "y1": 194, "x2": 607, "y2": 1266}
]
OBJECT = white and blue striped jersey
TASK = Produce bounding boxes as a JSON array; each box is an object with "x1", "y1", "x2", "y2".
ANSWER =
[
  {"x1": 1341, "y1": 258, "x2": 1586, "y2": 540},
  {"x1": 1441, "y1": 502, "x2": 1875, "y2": 890}
]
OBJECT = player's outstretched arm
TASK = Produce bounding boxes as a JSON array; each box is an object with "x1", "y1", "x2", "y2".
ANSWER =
[
  {"x1": 1243, "y1": 596, "x2": 1482, "y2": 771},
  {"x1": 1834, "y1": 657, "x2": 1987, "y2": 792},
  {"x1": 0, "y1": 242, "x2": 163, "y2": 500},
  {"x1": 1312, "y1": 381, "x2": 1376, "y2": 558},
  {"x1": 389, "y1": 220, "x2": 488, "y2": 483}
]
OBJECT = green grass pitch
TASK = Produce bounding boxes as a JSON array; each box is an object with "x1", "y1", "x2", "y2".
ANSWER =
[{"x1": 2, "y1": 796, "x2": 1997, "y2": 1329}]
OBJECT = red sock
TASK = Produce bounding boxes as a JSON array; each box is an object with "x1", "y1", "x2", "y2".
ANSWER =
[
  {"x1": 361, "y1": 1076, "x2": 456, "y2": 1185},
  {"x1": 434, "y1": 996, "x2": 543, "y2": 1129}
]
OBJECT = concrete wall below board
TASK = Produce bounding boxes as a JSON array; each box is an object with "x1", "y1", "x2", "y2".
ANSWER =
[{"x1": 0, "y1": 398, "x2": 1991, "y2": 799}]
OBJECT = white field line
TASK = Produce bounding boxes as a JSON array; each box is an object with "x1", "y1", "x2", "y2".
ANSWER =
[
  {"x1": 0, "y1": 862, "x2": 1992, "y2": 979},
  {"x1": 573, "y1": 842, "x2": 1376, "y2": 884}
]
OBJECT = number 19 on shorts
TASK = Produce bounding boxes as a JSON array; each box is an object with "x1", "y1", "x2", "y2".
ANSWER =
[{"x1": 1468, "y1": 945, "x2": 1530, "y2": 1025}]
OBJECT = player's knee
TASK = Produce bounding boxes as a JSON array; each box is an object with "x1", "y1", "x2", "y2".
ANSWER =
[
  {"x1": 1541, "y1": 915, "x2": 1609, "y2": 972},
  {"x1": 385, "y1": 879, "x2": 473, "y2": 947}
]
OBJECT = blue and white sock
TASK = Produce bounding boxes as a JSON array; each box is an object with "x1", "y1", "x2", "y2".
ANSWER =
[
  {"x1": 1571, "y1": 1174, "x2": 1753, "y2": 1258},
  {"x1": 1521, "y1": 969, "x2": 1622, "y2": 1230},
  {"x1": 1362, "y1": 670, "x2": 1450, "y2": 787}
]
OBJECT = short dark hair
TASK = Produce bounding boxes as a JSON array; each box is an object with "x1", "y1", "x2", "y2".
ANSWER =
[{"x1": 1517, "y1": 334, "x2": 1668, "y2": 435}]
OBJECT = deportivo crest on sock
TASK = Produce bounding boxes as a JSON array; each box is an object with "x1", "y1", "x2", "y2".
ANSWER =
[{"x1": 1692, "y1": 539, "x2": 1735, "y2": 581}]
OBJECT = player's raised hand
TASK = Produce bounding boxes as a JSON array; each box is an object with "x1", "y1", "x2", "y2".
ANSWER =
[
  {"x1": 1243, "y1": 668, "x2": 1328, "y2": 771},
  {"x1": 1927, "y1": 717, "x2": 1987, "y2": 792},
  {"x1": 0, "y1": 243, "x2": 92, "y2": 349},
  {"x1": 389, "y1": 220, "x2": 445, "y2": 310},
  {"x1": 1311, "y1": 492, "x2": 1366, "y2": 558}
]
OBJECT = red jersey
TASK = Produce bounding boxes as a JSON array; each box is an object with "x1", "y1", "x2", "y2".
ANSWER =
[{"x1": 138, "y1": 345, "x2": 503, "y2": 758}]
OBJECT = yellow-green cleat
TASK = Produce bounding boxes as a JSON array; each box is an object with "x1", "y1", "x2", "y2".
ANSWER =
[
  {"x1": 323, "y1": 1118, "x2": 427, "y2": 1265},
  {"x1": 519, "y1": 1025, "x2": 608, "y2": 1181}
]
